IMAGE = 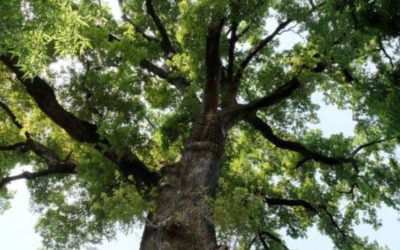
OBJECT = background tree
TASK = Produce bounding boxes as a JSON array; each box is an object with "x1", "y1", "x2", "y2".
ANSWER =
[{"x1": 1, "y1": 0, "x2": 400, "y2": 249}]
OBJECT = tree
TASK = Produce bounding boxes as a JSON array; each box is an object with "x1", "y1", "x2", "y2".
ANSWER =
[{"x1": 1, "y1": 0, "x2": 400, "y2": 249}]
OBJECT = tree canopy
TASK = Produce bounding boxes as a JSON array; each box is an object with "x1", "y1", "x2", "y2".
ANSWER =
[{"x1": 1, "y1": 0, "x2": 400, "y2": 249}]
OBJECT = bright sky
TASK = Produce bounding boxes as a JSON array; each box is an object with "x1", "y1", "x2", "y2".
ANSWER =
[
  {"x1": 0, "y1": 178, "x2": 141, "y2": 250},
  {"x1": 1, "y1": 1, "x2": 399, "y2": 249}
]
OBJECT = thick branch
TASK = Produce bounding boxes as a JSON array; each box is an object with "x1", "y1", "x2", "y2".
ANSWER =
[
  {"x1": 1, "y1": 54, "x2": 100, "y2": 143},
  {"x1": 238, "y1": 58, "x2": 326, "y2": 116},
  {"x1": 0, "y1": 54, "x2": 159, "y2": 192},
  {"x1": 140, "y1": 59, "x2": 189, "y2": 91},
  {"x1": 247, "y1": 116, "x2": 351, "y2": 165},
  {"x1": 0, "y1": 162, "x2": 76, "y2": 189},
  {"x1": 145, "y1": 0, "x2": 175, "y2": 56},
  {"x1": 342, "y1": 68, "x2": 354, "y2": 83},
  {"x1": 101, "y1": 149, "x2": 160, "y2": 193},
  {"x1": 242, "y1": 77, "x2": 301, "y2": 114},
  {"x1": 0, "y1": 111, "x2": 76, "y2": 189},
  {"x1": 0, "y1": 133, "x2": 153, "y2": 199},
  {"x1": 265, "y1": 196, "x2": 318, "y2": 213},
  {"x1": 221, "y1": 22, "x2": 239, "y2": 107},
  {"x1": 0, "y1": 142, "x2": 27, "y2": 151},
  {"x1": 26, "y1": 137, "x2": 61, "y2": 166},
  {"x1": 203, "y1": 17, "x2": 225, "y2": 113},
  {"x1": 227, "y1": 22, "x2": 238, "y2": 82}
]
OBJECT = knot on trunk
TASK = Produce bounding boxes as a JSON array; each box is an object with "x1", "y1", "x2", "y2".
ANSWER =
[{"x1": 186, "y1": 113, "x2": 225, "y2": 155}]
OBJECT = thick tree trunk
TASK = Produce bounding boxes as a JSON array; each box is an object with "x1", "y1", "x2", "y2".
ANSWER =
[{"x1": 140, "y1": 114, "x2": 225, "y2": 250}]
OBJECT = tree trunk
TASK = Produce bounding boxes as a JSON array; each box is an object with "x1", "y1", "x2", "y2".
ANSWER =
[{"x1": 140, "y1": 113, "x2": 225, "y2": 250}]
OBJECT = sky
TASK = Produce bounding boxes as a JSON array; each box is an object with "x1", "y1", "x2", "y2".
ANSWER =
[{"x1": 1, "y1": 1, "x2": 399, "y2": 249}]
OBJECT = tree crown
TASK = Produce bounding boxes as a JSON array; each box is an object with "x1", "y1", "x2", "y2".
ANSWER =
[{"x1": 1, "y1": 0, "x2": 400, "y2": 249}]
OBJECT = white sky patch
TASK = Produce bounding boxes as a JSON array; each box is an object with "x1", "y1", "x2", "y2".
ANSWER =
[
  {"x1": 47, "y1": 56, "x2": 83, "y2": 88},
  {"x1": 0, "y1": 179, "x2": 42, "y2": 250},
  {"x1": 103, "y1": 0, "x2": 122, "y2": 22},
  {"x1": 0, "y1": 180, "x2": 142, "y2": 250},
  {"x1": 309, "y1": 92, "x2": 355, "y2": 137}
]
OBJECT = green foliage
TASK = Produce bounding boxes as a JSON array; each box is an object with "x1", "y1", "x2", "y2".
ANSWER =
[
  {"x1": 1, "y1": 0, "x2": 400, "y2": 249},
  {"x1": 0, "y1": 0, "x2": 92, "y2": 75}
]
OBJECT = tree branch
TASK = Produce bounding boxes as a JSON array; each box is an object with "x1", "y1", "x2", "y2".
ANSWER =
[
  {"x1": 227, "y1": 22, "x2": 238, "y2": 83},
  {"x1": 0, "y1": 102, "x2": 71, "y2": 166},
  {"x1": 342, "y1": 68, "x2": 354, "y2": 83},
  {"x1": 221, "y1": 22, "x2": 239, "y2": 107},
  {"x1": 258, "y1": 233, "x2": 270, "y2": 249},
  {"x1": 295, "y1": 157, "x2": 312, "y2": 169},
  {"x1": 26, "y1": 137, "x2": 61, "y2": 166},
  {"x1": 260, "y1": 193, "x2": 350, "y2": 241},
  {"x1": 259, "y1": 231, "x2": 290, "y2": 250},
  {"x1": 118, "y1": 0, "x2": 159, "y2": 43},
  {"x1": 0, "y1": 106, "x2": 155, "y2": 200},
  {"x1": 1, "y1": 54, "x2": 100, "y2": 143},
  {"x1": 320, "y1": 207, "x2": 349, "y2": 241},
  {"x1": 243, "y1": 77, "x2": 301, "y2": 114},
  {"x1": 0, "y1": 106, "x2": 77, "y2": 189},
  {"x1": 0, "y1": 100, "x2": 23, "y2": 129},
  {"x1": 203, "y1": 17, "x2": 225, "y2": 114},
  {"x1": 145, "y1": 0, "x2": 175, "y2": 56},
  {"x1": 123, "y1": 15, "x2": 159, "y2": 43},
  {"x1": 139, "y1": 59, "x2": 189, "y2": 91},
  {"x1": 236, "y1": 24, "x2": 250, "y2": 40},
  {"x1": 307, "y1": 0, "x2": 317, "y2": 10},
  {"x1": 237, "y1": 58, "x2": 326, "y2": 116},
  {"x1": 264, "y1": 196, "x2": 318, "y2": 214},
  {"x1": 0, "y1": 137, "x2": 64, "y2": 168},
  {"x1": 235, "y1": 19, "x2": 293, "y2": 82},
  {"x1": 0, "y1": 142, "x2": 28, "y2": 152},
  {"x1": 378, "y1": 38, "x2": 395, "y2": 68},
  {"x1": 337, "y1": 137, "x2": 393, "y2": 198},
  {"x1": 351, "y1": 138, "x2": 392, "y2": 157},
  {"x1": 0, "y1": 54, "x2": 160, "y2": 193},
  {"x1": 247, "y1": 116, "x2": 351, "y2": 165},
  {"x1": 246, "y1": 236, "x2": 258, "y2": 250},
  {"x1": 0, "y1": 162, "x2": 76, "y2": 189}
]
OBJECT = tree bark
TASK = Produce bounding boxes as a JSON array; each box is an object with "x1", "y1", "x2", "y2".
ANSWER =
[{"x1": 140, "y1": 113, "x2": 225, "y2": 250}]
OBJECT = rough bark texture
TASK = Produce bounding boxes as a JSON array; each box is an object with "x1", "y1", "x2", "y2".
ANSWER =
[{"x1": 140, "y1": 113, "x2": 225, "y2": 250}]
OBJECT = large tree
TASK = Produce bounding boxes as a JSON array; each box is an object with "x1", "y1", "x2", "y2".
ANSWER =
[{"x1": 1, "y1": 0, "x2": 400, "y2": 249}]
